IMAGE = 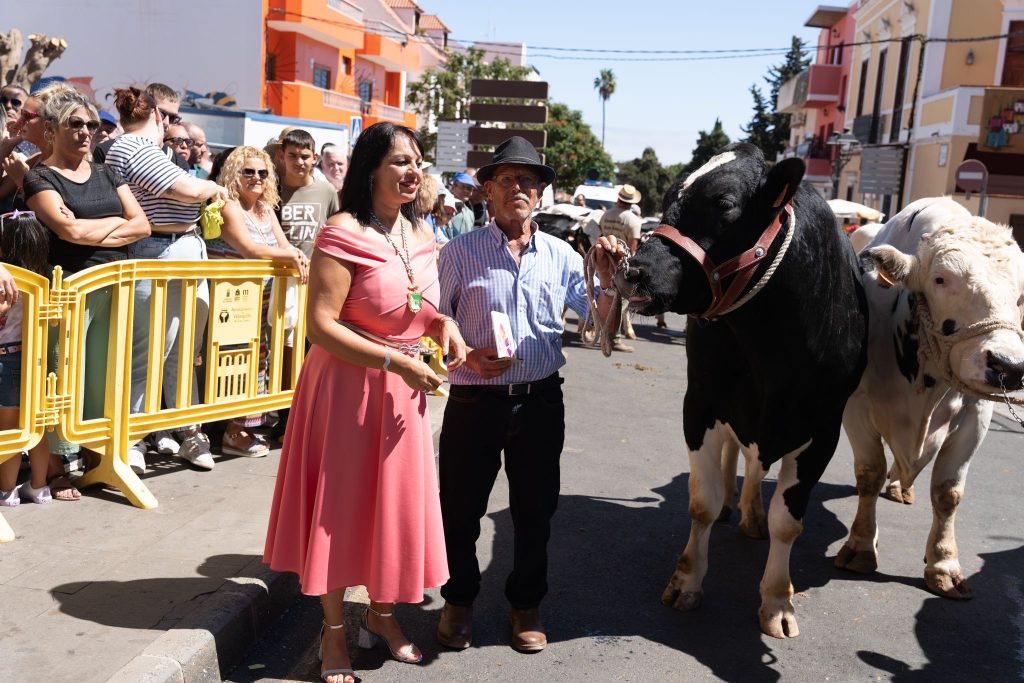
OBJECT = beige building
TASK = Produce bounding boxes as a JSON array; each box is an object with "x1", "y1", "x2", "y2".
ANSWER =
[{"x1": 840, "y1": 0, "x2": 1024, "y2": 237}]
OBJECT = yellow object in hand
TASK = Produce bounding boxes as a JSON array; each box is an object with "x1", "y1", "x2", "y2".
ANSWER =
[{"x1": 200, "y1": 199, "x2": 225, "y2": 240}]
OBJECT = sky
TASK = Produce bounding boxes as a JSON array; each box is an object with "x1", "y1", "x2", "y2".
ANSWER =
[{"x1": 424, "y1": 1, "x2": 826, "y2": 167}]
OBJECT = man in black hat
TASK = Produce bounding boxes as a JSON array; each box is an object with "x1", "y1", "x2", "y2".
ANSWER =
[{"x1": 435, "y1": 136, "x2": 627, "y2": 653}]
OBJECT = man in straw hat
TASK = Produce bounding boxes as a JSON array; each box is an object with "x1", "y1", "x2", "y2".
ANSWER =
[
  {"x1": 599, "y1": 184, "x2": 646, "y2": 350},
  {"x1": 435, "y1": 136, "x2": 628, "y2": 653}
]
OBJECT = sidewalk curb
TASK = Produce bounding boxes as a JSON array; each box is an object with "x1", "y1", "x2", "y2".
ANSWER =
[{"x1": 106, "y1": 558, "x2": 300, "y2": 683}]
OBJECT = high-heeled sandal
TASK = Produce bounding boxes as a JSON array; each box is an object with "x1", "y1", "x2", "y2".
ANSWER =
[
  {"x1": 317, "y1": 620, "x2": 355, "y2": 683},
  {"x1": 357, "y1": 605, "x2": 422, "y2": 664}
]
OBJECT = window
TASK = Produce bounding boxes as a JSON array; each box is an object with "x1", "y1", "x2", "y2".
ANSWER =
[
  {"x1": 856, "y1": 59, "x2": 869, "y2": 117},
  {"x1": 265, "y1": 54, "x2": 277, "y2": 82},
  {"x1": 890, "y1": 38, "x2": 912, "y2": 143},
  {"x1": 342, "y1": 57, "x2": 352, "y2": 75},
  {"x1": 313, "y1": 65, "x2": 332, "y2": 89},
  {"x1": 1002, "y1": 21, "x2": 1024, "y2": 86},
  {"x1": 870, "y1": 48, "x2": 887, "y2": 144},
  {"x1": 358, "y1": 80, "x2": 373, "y2": 102},
  {"x1": 830, "y1": 41, "x2": 845, "y2": 66}
]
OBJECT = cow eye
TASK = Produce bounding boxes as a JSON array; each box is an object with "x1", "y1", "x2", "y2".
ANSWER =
[{"x1": 934, "y1": 276, "x2": 945, "y2": 285}]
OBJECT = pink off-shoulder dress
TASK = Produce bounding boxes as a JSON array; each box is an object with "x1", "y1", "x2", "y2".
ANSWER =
[{"x1": 263, "y1": 223, "x2": 447, "y2": 601}]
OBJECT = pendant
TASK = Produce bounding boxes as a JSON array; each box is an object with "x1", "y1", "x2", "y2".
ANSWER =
[{"x1": 407, "y1": 290, "x2": 423, "y2": 313}]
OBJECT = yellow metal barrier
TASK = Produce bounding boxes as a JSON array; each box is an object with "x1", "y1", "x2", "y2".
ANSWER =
[
  {"x1": 0, "y1": 259, "x2": 307, "y2": 539},
  {"x1": 0, "y1": 266, "x2": 54, "y2": 542}
]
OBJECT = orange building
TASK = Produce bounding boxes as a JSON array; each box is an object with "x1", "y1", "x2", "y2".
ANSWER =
[{"x1": 264, "y1": 0, "x2": 433, "y2": 133}]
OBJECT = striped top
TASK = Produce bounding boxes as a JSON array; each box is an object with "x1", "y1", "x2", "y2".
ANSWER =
[
  {"x1": 105, "y1": 134, "x2": 198, "y2": 225},
  {"x1": 438, "y1": 220, "x2": 591, "y2": 385}
]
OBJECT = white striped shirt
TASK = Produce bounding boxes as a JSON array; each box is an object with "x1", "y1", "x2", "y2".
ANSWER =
[
  {"x1": 438, "y1": 220, "x2": 591, "y2": 385},
  {"x1": 105, "y1": 134, "x2": 198, "y2": 225}
]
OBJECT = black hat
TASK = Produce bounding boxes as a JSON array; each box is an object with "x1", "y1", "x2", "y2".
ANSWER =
[{"x1": 475, "y1": 136, "x2": 555, "y2": 185}]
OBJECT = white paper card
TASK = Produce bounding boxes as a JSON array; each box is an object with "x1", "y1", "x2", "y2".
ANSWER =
[{"x1": 491, "y1": 311, "x2": 517, "y2": 359}]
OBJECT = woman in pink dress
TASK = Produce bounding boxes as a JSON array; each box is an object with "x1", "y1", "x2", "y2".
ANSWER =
[{"x1": 264, "y1": 122, "x2": 465, "y2": 683}]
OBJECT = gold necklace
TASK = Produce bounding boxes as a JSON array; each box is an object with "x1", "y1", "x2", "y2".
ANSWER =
[{"x1": 369, "y1": 211, "x2": 421, "y2": 313}]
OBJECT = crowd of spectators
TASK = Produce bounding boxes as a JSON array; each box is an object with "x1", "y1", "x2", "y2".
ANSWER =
[{"x1": 0, "y1": 78, "x2": 492, "y2": 505}]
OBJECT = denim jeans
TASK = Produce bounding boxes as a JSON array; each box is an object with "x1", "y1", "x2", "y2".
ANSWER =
[
  {"x1": 127, "y1": 233, "x2": 210, "y2": 418},
  {"x1": 438, "y1": 375, "x2": 565, "y2": 609}
]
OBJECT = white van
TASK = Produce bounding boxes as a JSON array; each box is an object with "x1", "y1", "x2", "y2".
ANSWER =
[{"x1": 572, "y1": 183, "x2": 619, "y2": 210}]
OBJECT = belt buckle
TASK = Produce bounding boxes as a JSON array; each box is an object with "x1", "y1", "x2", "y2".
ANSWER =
[{"x1": 507, "y1": 382, "x2": 530, "y2": 396}]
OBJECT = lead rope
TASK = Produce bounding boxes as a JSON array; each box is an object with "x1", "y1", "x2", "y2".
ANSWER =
[
  {"x1": 714, "y1": 208, "x2": 797, "y2": 317},
  {"x1": 583, "y1": 238, "x2": 631, "y2": 357},
  {"x1": 915, "y1": 293, "x2": 1024, "y2": 407}
]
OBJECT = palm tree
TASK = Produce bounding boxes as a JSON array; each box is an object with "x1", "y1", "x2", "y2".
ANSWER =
[{"x1": 593, "y1": 69, "x2": 616, "y2": 149}]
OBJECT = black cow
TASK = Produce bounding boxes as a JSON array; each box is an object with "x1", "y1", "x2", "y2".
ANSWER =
[{"x1": 614, "y1": 143, "x2": 868, "y2": 637}]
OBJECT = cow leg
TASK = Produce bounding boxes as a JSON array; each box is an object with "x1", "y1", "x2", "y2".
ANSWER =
[
  {"x1": 662, "y1": 427, "x2": 727, "y2": 612},
  {"x1": 759, "y1": 450, "x2": 804, "y2": 639},
  {"x1": 835, "y1": 407, "x2": 885, "y2": 574},
  {"x1": 717, "y1": 438, "x2": 739, "y2": 522},
  {"x1": 737, "y1": 448, "x2": 768, "y2": 539}
]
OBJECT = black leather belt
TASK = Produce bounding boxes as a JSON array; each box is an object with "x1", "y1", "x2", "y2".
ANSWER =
[
  {"x1": 450, "y1": 373, "x2": 561, "y2": 398},
  {"x1": 149, "y1": 228, "x2": 199, "y2": 241}
]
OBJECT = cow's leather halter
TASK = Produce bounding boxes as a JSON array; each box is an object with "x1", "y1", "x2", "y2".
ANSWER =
[{"x1": 651, "y1": 203, "x2": 794, "y2": 320}]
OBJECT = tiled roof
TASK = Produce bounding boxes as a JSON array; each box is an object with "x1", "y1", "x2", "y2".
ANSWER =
[
  {"x1": 384, "y1": 0, "x2": 422, "y2": 10},
  {"x1": 419, "y1": 14, "x2": 450, "y2": 32}
]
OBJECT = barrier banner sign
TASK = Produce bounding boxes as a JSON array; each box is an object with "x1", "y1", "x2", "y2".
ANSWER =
[{"x1": 210, "y1": 279, "x2": 262, "y2": 346}]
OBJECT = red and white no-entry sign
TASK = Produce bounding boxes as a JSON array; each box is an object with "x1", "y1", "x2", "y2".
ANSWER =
[{"x1": 955, "y1": 159, "x2": 988, "y2": 194}]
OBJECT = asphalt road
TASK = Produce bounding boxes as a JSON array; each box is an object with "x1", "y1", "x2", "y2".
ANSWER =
[{"x1": 228, "y1": 313, "x2": 1024, "y2": 683}]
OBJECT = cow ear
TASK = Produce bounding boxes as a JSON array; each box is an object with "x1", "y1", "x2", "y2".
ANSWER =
[
  {"x1": 862, "y1": 245, "x2": 919, "y2": 289},
  {"x1": 761, "y1": 157, "x2": 805, "y2": 211}
]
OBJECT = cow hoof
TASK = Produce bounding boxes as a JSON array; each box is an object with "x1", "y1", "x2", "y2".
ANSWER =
[
  {"x1": 883, "y1": 483, "x2": 915, "y2": 505},
  {"x1": 716, "y1": 505, "x2": 733, "y2": 523},
  {"x1": 672, "y1": 590, "x2": 703, "y2": 611},
  {"x1": 759, "y1": 605, "x2": 800, "y2": 639},
  {"x1": 738, "y1": 516, "x2": 769, "y2": 540},
  {"x1": 925, "y1": 570, "x2": 972, "y2": 600},
  {"x1": 834, "y1": 545, "x2": 878, "y2": 573}
]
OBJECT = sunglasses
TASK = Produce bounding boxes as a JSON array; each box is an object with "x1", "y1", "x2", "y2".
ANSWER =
[
  {"x1": 0, "y1": 96, "x2": 23, "y2": 109},
  {"x1": 241, "y1": 168, "x2": 269, "y2": 180},
  {"x1": 492, "y1": 174, "x2": 541, "y2": 190},
  {"x1": 67, "y1": 118, "x2": 101, "y2": 133},
  {"x1": 164, "y1": 136, "x2": 193, "y2": 147},
  {"x1": 158, "y1": 108, "x2": 182, "y2": 125},
  {"x1": 18, "y1": 109, "x2": 39, "y2": 122}
]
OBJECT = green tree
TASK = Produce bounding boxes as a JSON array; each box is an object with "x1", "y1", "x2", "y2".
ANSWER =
[
  {"x1": 684, "y1": 118, "x2": 731, "y2": 173},
  {"x1": 544, "y1": 101, "x2": 613, "y2": 192},
  {"x1": 405, "y1": 47, "x2": 534, "y2": 161},
  {"x1": 742, "y1": 36, "x2": 810, "y2": 160},
  {"x1": 616, "y1": 147, "x2": 672, "y2": 216},
  {"x1": 741, "y1": 84, "x2": 774, "y2": 156},
  {"x1": 593, "y1": 69, "x2": 616, "y2": 148}
]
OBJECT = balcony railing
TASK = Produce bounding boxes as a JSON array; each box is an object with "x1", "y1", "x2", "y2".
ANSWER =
[
  {"x1": 364, "y1": 19, "x2": 407, "y2": 45},
  {"x1": 777, "y1": 64, "x2": 843, "y2": 113},
  {"x1": 327, "y1": 0, "x2": 363, "y2": 22},
  {"x1": 324, "y1": 90, "x2": 363, "y2": 112},
  {"x1": 370, "y1": 102, "x2": 406, "y2": 122}
]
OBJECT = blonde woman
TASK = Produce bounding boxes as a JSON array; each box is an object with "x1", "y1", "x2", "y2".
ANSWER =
[{"x1": 211, "y1": 146, "x2": 308, "y2": 456}]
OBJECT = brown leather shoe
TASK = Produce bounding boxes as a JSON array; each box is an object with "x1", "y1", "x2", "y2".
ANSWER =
[
  {"x1": 436, "y1": 602, "x2": 473, "y2": 650},
  {"x1": 510, "y1": 608, "x2": 547, "y2": 653}
]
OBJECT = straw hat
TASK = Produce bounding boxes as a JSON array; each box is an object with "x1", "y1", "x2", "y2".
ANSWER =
[{"x1": 617, "y1": 184, "x2": 641, "y2": 204}]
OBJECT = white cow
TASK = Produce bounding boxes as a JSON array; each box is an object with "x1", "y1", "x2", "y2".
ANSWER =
[{"x1": 835, "y1": 196, "x2": 1024, "y2": 598}]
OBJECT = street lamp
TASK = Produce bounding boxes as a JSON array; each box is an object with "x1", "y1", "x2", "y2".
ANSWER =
[{"x1": 826, "y1": 130, "x2": 860, "y2": 200}]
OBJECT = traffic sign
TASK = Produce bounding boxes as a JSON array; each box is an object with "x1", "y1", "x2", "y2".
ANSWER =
[
  {"x1": 349, "y1": 116, "x2": 362, "y2": 149},
  {"x1": 955, "y1": 159, "x2": 988, "y2": 194}
]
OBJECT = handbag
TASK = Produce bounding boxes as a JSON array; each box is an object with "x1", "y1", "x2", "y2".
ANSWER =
[{"x1": 199, "y1": 199, "x2": 224, "y2": 240}]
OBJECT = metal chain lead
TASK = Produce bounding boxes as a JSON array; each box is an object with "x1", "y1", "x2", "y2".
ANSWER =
[{"x1": 998, "y1": 374, "x2": 1024, "y2": 429}]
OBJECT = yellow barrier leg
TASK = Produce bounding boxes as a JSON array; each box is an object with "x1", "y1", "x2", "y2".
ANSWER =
[
  {"x1": 0, "y1": 510, "x2": 13, "y2": 543},
  {"x1": 76, "y1": 450, "x2": 158, "y2": 509}
]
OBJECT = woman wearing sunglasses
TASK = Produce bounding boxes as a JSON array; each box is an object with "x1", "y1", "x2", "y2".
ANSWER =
[
  {"x1": 21, "y1": 87, "x2": 151, "y2": 499},
  {"x1": 0, "y1": 83, "x2": 69, "y2": 212},
  {"x1": 208, "y1": 145, "x2": 309, "y2": 456}
]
